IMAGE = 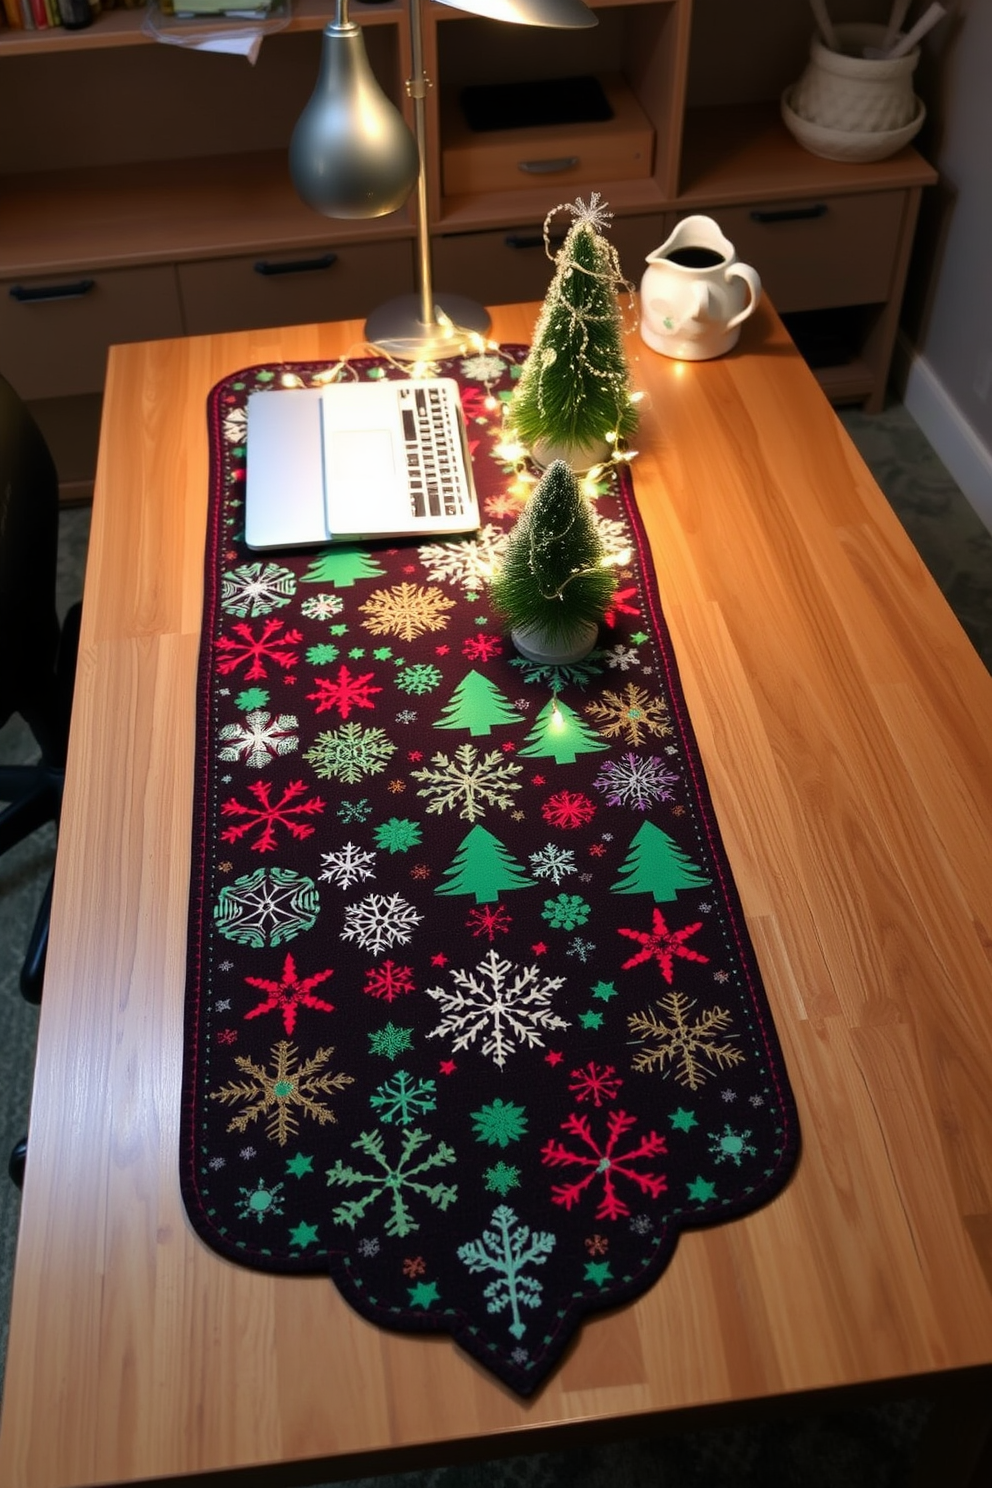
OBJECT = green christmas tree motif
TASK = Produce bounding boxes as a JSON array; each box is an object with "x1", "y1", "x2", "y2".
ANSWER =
[
  {"x1": 326, "y1": 1127, "x2": 458, "y2": 1238},
  {"x1": 507, "y1": 194, "x2": 638, "y2": 456},
  {"x1": 610, "y1": 820, "x2": 711, "y2": 900},
  {"x1": 434, "y1": 670, "x2": 524, "y2": 737},
  {"x1": 301, "y1": 544, "x2": 385, "y2": 588},
  {"x1": 436, "y1": 824, "x2": 536, "y2": 904},
  {"x1": 457, "y1": 1205, "x2": 556, "y2": 1339},
  {"x1": 518, "y1": 697, "x2": 608, "y2": 765}
]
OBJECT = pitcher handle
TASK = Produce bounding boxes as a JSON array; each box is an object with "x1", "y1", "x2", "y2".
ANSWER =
[{"x1": 724, "y1": 263, "x2": 762, "y2": 330}]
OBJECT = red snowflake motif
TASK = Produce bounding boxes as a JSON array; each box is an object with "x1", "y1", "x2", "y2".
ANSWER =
[
  {"x1": 462, "y1": 633, "x2": 504, "y2": 662},
  {"x1": 589, "y1": 843, "x2": 606, "y2": 857},
  {"x1": 216, "y1": 618, "x2": 302, "y2": 682},
  {"x1": 217, "y1": 1028, "x2": 238, "y2": 1045},
  {"x1": 402, "y1": 1256, "x2": 427, "y2": 1277},
  {"x1": 460, "y1": 387, "x2": 489, "y2": 420},
  {"x1": 408, "y1": 750, "x2": 423, "y2": 762},
  {"x1": 541, "y1": 790, "x2": 596, "y2": 829},
  {"x1": 542, "y1": 1110, "x2": 667, "y2": 1220},
  {"x1": 243, "y1": 953, "x2": 334, "y2": 1035},
  {"x1": 306, "y1": 665, "x2": 382, "y2": 719},
  {"x1": 362, "y1": 960, "x2": 415, "y2": 1002},
  {"x1": 569, "y1": 1061, "x2": 623, "y2": 1107},
  {"x1": 501, "y1": 741, "x2": 516, "y2": 753},
  {"x1": 466, "y1": 903, "x2": 512, "y2": 942},
  {"x1": 585, "y1": 1234, "x2": 609, "y2": 1255},
  {"x1": 603, "y1": 586, "x2": 642, "y2": 629},
  {"x1": 220, "y1": 779, "x2": 325, "y2": 853},
  {"x1": 618, "y1": 907, "x2": 709, "y2": 984}
]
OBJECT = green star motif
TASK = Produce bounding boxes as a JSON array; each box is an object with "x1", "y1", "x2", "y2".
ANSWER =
[
  {"x1": 578, "y1": 1009, "x2": 604, "y2": 1030},
  {"x1": 330, "y1": 623, "x2": 348, "y2": 636},
  {"x1": 289, "y1": 1220, "x2": 319, "y2": 1249},
  {"x1": 484, "y1": 1161, "x2": 521, "y2": 1195},
  {"x1": 465, "y1": 591, "x2": 479, "y2": 602},
  {"x1": 670, "y1": 1108, "x2": 698, "y2": 1133},
  {"x1": 687, "y1": 1176, "x2": 717, "y2": 1203},
  {"x1": 630, "y1": 631, "x2": 649, "y2": 645},
  {"x1": 348, "y1": 647, "x2": 366, "y2": 659},
  {"x1": 584, "y1": 1260, "x2": 612, "y2": 1287},
  {"x1": 591, "y1": 980, "x2": 617, "y2": 1002},
  {"x1": 373, "y1": 647, "x2": 392, "y2": 660},
  {"x1": 286, "y1": 1151, "x2": 314, "y2": 1178},
  {"x1": 408, "y1": 1279, "x2": 440, "y2": 1309}
]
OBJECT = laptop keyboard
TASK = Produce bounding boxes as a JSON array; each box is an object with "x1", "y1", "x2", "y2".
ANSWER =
[{"x1": 399, "y1": 384, "x2": 470, "y2": 519}]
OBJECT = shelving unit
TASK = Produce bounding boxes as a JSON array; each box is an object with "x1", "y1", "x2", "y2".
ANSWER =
[{"x1": 0, "y1": 0, "x2": 937, "y2": 499}]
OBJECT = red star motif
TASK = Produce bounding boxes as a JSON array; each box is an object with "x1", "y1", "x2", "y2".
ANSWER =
[
  {"x1": 408, "y1": 750, "x2": 423, "y2": 761},
  {"x1": 532, "y1": 941, "x2": 548, "y2": 955},
  {"x1": 545, "y1": 1050, "x2": 564, "y2": 1066},
  {"x1": 431, "y1": 952, "x2": 448, "y2": 967},
  {"x1": 531, "y1": 775, "x2": 546, "y2": 787},
  {"x1": 435, "y1": 645, "x2": 450, "y2": 655},
  {"x1": 502, "y1": 741, "x2": 516, "y2": 752},
  {"x1": 439, "y1": 1060, "x2": 457, "y2": 1075},
  {"x1": 618, "y1": 908, "x2": 709, "y2": 984}
]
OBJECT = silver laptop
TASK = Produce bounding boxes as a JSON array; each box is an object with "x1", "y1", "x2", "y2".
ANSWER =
[{"x1": 244, "y1": 377, "x2": 480, "y2": 550}]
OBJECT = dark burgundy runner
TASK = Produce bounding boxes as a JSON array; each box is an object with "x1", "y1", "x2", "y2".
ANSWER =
[{"x1": 182, "y1": 348, "x2": 800, "y2": 1396}]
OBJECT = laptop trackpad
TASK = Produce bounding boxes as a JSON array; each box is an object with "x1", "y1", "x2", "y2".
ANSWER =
[{"x1": 325, "y1": 428, "x2": 398, "y2": 530}]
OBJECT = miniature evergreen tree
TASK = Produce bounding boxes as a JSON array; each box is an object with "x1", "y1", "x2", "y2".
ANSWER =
[
  {"x1": 509, "y1": 193, "x2": 638, "y2": 460},
  {"x1": 611, "y1": 820, "x2": 711, "y2": 901},
  {"x1": 488, "y1": 459, "x2": 615, "y2": 648}
]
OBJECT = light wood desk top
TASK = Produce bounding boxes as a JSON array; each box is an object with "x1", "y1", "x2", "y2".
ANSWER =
[{"x1": 2, "y1": 301, "x2": 992, "y2": 1488}]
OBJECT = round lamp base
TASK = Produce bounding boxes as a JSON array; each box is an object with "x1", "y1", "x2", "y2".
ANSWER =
[{"x1": 365, "y1": 293, "x2": 491, "y2": 360}]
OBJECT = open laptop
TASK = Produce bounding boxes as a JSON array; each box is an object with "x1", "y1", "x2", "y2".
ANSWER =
[{"x1": 244, "y1": 378, "x2": 480, "y2": 550}]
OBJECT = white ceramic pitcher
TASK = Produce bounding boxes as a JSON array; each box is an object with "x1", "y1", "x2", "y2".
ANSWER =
[{"x1": 639, "y1": 216, "x2": 762, "y2": 361}]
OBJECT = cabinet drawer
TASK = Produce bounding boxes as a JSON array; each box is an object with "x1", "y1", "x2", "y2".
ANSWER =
[
  {"x1": 177, "y1": 241, "x2": 415, "y2": 337},
  {"x1": 0, "y1": 264, "x2": 183, "y2": 400},
  {"x1": 701, "y1": 191, "x2": 906, "y2": 314},
  {"x1": 433, "y1": 212, "x2": 673, "y2": 310}
]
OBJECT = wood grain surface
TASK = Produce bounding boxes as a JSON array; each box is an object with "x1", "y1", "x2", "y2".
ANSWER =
[{"x1": 1, "y1": 301, "x2": 991, "y2": 1488}]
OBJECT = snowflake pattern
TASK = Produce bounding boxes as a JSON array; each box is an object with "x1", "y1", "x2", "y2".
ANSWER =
[
  {"x1": 425, "y1": 950, "x2": 569, "y2": 1068},
  {"x1": 185, "y1": 355, "x2": 798, "y2": 1398}
]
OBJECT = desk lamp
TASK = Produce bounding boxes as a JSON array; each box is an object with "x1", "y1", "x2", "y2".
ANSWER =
[{"x1": 290, "y1": 0, "x2": 597, "y2": 360}]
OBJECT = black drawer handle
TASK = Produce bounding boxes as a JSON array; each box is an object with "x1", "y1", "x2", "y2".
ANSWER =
[
  {"x1": 504, "y1": 233, "x2": 567, "y2": 250},
  {"x1": 749, "y1": 204, "x2": 828, "y2": 224},
  {"x1": 518, "y1": 157, "x2": 580, "y2": 175},
  {"x1": 253, "y1": 253, "x2": 338, "y2": 277},
  {"x1": 9, "y1": 279, "x2": 96, "y2": 303}
]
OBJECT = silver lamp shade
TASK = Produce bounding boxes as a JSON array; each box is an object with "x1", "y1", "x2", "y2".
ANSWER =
[{"x1": 289, "y1": 18, "x2": 420, "y2": 220}]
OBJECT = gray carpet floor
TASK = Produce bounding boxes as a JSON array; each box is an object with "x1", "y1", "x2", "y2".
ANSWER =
[{"x1": 1, "y1": 400, "x2": 990, "y2": 1486}]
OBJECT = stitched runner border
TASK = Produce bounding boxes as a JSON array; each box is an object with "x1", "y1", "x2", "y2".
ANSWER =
[{"x1": 181, "y1": 348, "x2": 800, "y2": 1396}]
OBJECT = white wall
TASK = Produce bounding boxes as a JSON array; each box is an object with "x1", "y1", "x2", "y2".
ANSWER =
[{"x1": 899, "y1": 0, "x2": 992, "y2": 531}]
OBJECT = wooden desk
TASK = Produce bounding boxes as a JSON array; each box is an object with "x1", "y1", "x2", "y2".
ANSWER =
[{"x1": 2, "y1": 302, "x2": 991, "y2": 1488}]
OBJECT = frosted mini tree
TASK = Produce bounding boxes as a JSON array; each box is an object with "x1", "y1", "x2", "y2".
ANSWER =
[
  {"x1": 509, "y1": 193, "x2": 638, "y2": 467},
  {"x1": 488, "y1": 458, "x2": 615, "y2": 662}
]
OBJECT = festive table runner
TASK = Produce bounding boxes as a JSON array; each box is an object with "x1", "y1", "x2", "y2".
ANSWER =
[{"x1": 182, "y1": 348, "x2": 800, "y2": 1396}]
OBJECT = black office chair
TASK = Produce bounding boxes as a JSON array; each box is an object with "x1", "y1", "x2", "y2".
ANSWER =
[{"x1": 0, "y1": 374, "x2": 82, "y2": 1186}]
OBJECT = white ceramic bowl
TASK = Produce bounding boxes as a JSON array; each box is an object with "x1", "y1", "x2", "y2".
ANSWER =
[{"x1": 781, "y1": 87, "x2": 925, "y2": 163}]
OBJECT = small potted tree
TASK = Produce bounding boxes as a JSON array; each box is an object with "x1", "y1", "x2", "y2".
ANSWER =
[
  {"x1": 508, "y1": 193, "x2": 638, "y2": 472},
  {"x1": 488, "y1": 459, "x2": 616, "y2": 664}
]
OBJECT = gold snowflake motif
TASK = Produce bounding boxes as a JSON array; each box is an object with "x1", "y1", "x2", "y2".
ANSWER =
[
  {"x1": 210, "y1": 1040, "x2": 354, "y2": 1145},
  {"x1": 359, "y1": 583, "x2": 456, "y2": 642},
  {"x1": 584, "y1": 682, "x2": 672, "y2": 746},
  {"x1": 627, "y1": 990, "x2": 744, "y2": 1091}
]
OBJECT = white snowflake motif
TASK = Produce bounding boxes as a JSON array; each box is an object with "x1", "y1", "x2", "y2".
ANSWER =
[
  {"x1": 593, "y1": 754, "x2": 680, "y2": 812},
  {"x1": 223, "y1": 406, "x2": 247, "y2": 445},
  {"x1": 603, "y1": 645, "x2": 641, "y2": 671},
  {"x1": 567, "y1": 937, "x2": 595, "y2": 962},
  {"x1": 301, "y1": 592, "x2": 344, "y2": 621},
  {"x1": 217, "y1": 710, "x2": 299, "y2": 770},
  {"x1": 411, "y1": 743, "x2": 522, "y2": 822},
  {"x1": 629, "y1": 1214, "x2": 654, "y2": 1236},
  {"x1": 593, "y1": 514, "x2": 633, "y2": 564},
  {"x1": 425, "y1": 949, "x2": 570, "y2": 1069},
  {"x1": 418, "y1": 524, "x2": 509, "y2": 591},
  {"x1": 240, "y1": 1146, "x2": 257, "y2": 1160},
  {"x1": 529, "y1": 843, "x2": 577, "y2": 886},
  {"x1": 749, "y1": 1094, "x2": 765, "y2": 1108},
  {"x1": 319, "y1": 842, "x2": 377, "y2": 889},
  {"x1": 215, "y1": 998, "x2": 232, "y2": 1012},
  {"x1": 220, "y1": 562, "x2": 296, "y2": 618},
  {"x1": 357, "y1": 1236, "x2": 381, "y2": 1258},
  {"x1": 510, "y1": 1346, "x2": 530, "y2": 1367},
  {"x1": 341, "y1": 893, "x2": 423, "y2": 956},
  {"x1": 208, "y1": 1156, "x2": 226, "y2": 1170},
  {"x1": 720, "y1": 1089, "x2": 738, "y2": 1103},
  {"x1": 460, "y1": 352, "x2": 505, "y2": 383},
  {"x1": 396, "y1": 709, "x2": 418, "y2": 724}
]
